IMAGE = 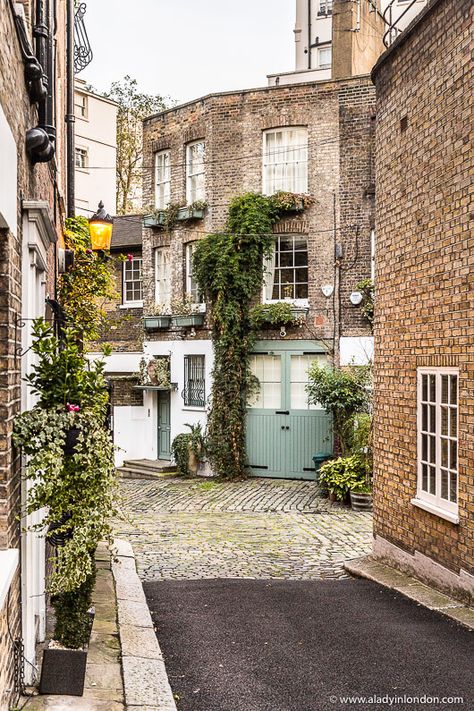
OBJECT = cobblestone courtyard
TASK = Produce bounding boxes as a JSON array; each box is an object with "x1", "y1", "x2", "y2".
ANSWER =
[{"x1": 116, "y1": 477, "x2": 373, "y2": 580}]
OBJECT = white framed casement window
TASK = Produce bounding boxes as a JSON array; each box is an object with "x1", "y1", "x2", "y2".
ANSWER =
[
  {"x1": 75, "y1": 147, "x2": 88, "y2": 169},
  {"x1": 262, "y1": 127, "x2": 308, "y2": 195},
  {"x1": 123, "y1": 256, "x2": 143, "y2": 306},
  {"x1": 186, "y1": 140, "x2": 205, "y2": 204},
  {"x1": 185, "y1": 242, "x2": 204, "y2": 307},
  {"x1": 155, "y1": 247, "x2": 171, "y2": 311},
  {"x1": 318, "y1": 46, "x2": 332, "y2": 69},
  {"x1": 263, "y1": 235, "x2": 309, "y2": 304},
  {"x1": 155, "y1": 150, "x2": 171, "y2": 209},
  {"x1": 413, "y1": 368, "x2": 459, "y2": 523}
]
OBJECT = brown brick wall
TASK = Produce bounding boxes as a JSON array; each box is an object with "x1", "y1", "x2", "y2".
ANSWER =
[
  {"x1": 372, "y1": 0, "x2": 473, "y2": 577},
  {"x1": 110, "y1": 376, "x2": 144, "y2": 408},
  {"x1": 141, "y1": 77, "x2": 376, "y2": 352}
]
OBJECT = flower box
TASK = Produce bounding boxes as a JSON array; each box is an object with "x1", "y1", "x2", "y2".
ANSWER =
[
  {"x1": 176, "y1": 207, "x2": 205, "y2": 221},
  {"x1": 143, "y1": 207, "x2": 205, "y2": 228},
  {"x1": 143, "y1": 316, "x2": 171, "y2": 330},
  {"x1": 172, "y1": 314, "x2": 205, "y2": 328},
  {"x1": 281, "y1": 199, "x2": 305, "y2": 213},
  {"x1": 143, "y1": 213, "x2": 166, "y2": 228}
]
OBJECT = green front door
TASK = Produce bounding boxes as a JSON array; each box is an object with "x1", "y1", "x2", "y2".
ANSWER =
[
  {"x1": 246, "y1": 343, "x2": 332, "y2": 479},
  {"x1": 157, "y1": 391, "x2": 171, "y2": 460}
]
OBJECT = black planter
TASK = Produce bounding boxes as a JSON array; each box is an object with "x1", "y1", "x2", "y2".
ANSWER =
[
  {"x1": 47, "y1": 512, "x2": 73, "y2": 547},
  {"x1": 39, "y1": 647, "x2": 87, "y2": 696},
  {"x1": 64, "y1": 426, "x2": 81, "y2": 455}
]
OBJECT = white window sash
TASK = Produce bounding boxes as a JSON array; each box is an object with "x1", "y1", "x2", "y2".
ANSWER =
[
  {"x1": 186, "y1": 141, "x2": 205, "y2": 204},
  {"x1": 123, "y1": 258, "x2": 143, "y2": 305},
  {"x1": 416, "y1": 368, "x2": 459, "y2": 517},
  {"x1": 262, "y1": 128, "x2": 308, "y2": 195},
  {"x1": 155, "y1": 151, "x2": 171, "y2": 209},
  {"x1": 155, "y1": 248, "x2": 171, "y2": 310}
]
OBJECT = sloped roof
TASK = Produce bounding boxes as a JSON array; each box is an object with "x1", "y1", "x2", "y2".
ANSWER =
[{"x1": 111, "y1": 215, "x2": 142, "y2": 249}]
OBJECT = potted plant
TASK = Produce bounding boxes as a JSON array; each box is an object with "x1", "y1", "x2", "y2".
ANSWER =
[
  {"x1": 171, "y1": 422, "x2": 206, "y2": 476},
  {"x1": 270, "y1": 191, "x2": 315, "y2": 213},
  {"x1": 171, "y1": 295, "x2": 205, "y2": 327},
  {"x1": 348, "y1": 412, "x2": 373, "y2": 510},
  {"x1": 177, "y1": 200, "x2": 207, "y2": 221},
  {"x1": 138, "y1": 356, "x2": 171, "y2": 387},
  {"x1": 13, "y1": 319, "x2": 118, "y2": 696},
  {"x1": 318, "y1": 455, "x2": 368, "y2": 505},
  {"x1": 248, "y1": 302, "x2": 307, "y2": 330}
]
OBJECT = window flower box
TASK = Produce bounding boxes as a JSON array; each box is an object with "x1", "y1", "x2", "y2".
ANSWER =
[
  {"x1": 172, "y1": 314, "x2": 205, "y2": 328},
  {"x1": 176, "y1": 206, "x2": 205, "y2": 221},
  {"x1": 143, "y1": 206, "x2": 206, "y2": 229},
  {"x1": 143, "y1": 213, "x2": 166, "y2": 228},
  {"x1": 143, "y1": 315, "x2": 171, "y2": 330}
]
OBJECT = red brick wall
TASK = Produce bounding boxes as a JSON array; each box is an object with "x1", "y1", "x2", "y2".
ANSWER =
[{"x1": 372, "y1": 0, "x2": 473, "y2": 578}]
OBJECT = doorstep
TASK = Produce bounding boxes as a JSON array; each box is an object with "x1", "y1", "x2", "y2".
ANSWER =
[
  {"x1": 22, "y1": 544, "x2": 125, "y2": 710},
  {"x1": 345, "y1": 556, "x2": 474, "y2": 631}
]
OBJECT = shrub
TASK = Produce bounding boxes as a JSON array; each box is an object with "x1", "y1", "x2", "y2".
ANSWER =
[
  {"x1": 318, "y1": 456, "x2": 369, "y2": 501},
  {"x1": 171, "y1": 423, "x2": 205, "y2": 476}
]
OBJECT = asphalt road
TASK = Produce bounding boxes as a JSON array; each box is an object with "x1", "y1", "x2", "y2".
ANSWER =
[{"x1": 143, "y1": 579, "x2": 473, "y2": 711}]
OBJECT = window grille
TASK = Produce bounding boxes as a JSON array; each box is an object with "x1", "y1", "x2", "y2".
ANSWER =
[{"x1": 183, "y1": 355, "x2": 205, "y2": 407}]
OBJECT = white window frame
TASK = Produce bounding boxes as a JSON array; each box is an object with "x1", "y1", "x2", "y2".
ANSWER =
[
  {"x1": 75, "y1": 147, "x2": 88, "y2": 170},
  {"x1": 262, "y1": 127, "x2": 308, "y2": 195},
  {"x1": 74, "y1": 93, "x2": 88, "y2": 118},
  {"x1": 122, "y1": 256, "x2": 143, "y2": 307},
  {"x1": 317, "y1": 46, "x2": 332, "y2": 69},
  {"x1": 155, "y1": 150, "x2": 171, "y2": 209},
  {"x1": 185, "y1": 242, "x2": 205, "y2": 309},
  {"x1": 413, "y1": 367, "x2": 459, "y2": 523},
  {"x1": 155, "y1": 247, "x2": 171, "y2": 312},
  {"x1": 186, "y1": 140, "x2": 205, "y2": 204},
  {"x1": 263, "y1": 235, "x2": 309, "y2": 306},
  {"x1": 318, "y1": 1, "x2": 333, "y2": 16}
]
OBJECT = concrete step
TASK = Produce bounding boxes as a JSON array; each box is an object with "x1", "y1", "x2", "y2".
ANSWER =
[{"x1": 123, "y1": 458, "x2": 176, "y2": 472}]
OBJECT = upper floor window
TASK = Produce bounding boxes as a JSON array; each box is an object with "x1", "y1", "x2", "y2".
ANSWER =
[
  {"x1": 264, "y1": 236, "x2": 308, "y2": 302},
  {"x1": 74, "y1": 93, "x2": 88, "y2": 118},
  {"x1": 123, "y1": 256, "x2": 143, "y2": 306},
  {"x1": 415, "y1": 369, "x2": 459, "y2": 521},
  {"x1": 318, "y1": 46, "x2": 332, "y2": 69},
  {"x1": 155, "y1": 151, "x2": 171, "y2": 209},
  {"x1": 155, "y1": 247, "x2": 171, "y2": 310},
  {"x1": 186, "y1": 140, "x2": 205, "y2": 204},
  {"x1": 75, "y1": 147, "x2": 88, "y2": 169},
  {"x1": 262, "y1": 128, "x2": 308, "y2": 195},
  {"x1": 318, "y1": 1, "x2": 333, "y2": 16},
  {"x1": 185, "y1": 242, "x2": 203, "y2": 304}
]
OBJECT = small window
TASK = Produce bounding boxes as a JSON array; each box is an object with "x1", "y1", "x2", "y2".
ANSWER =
[
  {"x1": 74, "y1": 93, "x2": 88, "y2": 118},
  {"x1": 248, "y1": 354, "x2": 281, "y2": 410},
  {"x1": 262, "y1": 127, "x2": 308, "y2": 195},
  {"x1": 318, "y1": 1, "x2": 333, "y2": 16},
  {"x1": 183, "y1": 355, "x2": 205, "y2": 407},
  {"x1": 185, "y1": 242, "x2": 203, "y2": 304},
  {"x1": 318, "y1": 46, "x2": 332, "y2": 69},
  {"x1": 75, "y1": 147, "x2": 88, "y2": 169},
  {"x1": 416, "y1": 369, "x2": 459, "y2": 518},
  {"x1": 264, "y1": 236, "x2": 308, "y2": 302},
  {"x1": 155, "y1": 247, "x2": 171, "y2": 311},
  {"x1": 123, "y1": 257, "x2": 143, "y2": 305},
  {"x1": 155, "y1": 150, "x2": 171, "y2": 209},
  {"x1": 186, "y1": 140, "x2": 205, "y2": 204}
]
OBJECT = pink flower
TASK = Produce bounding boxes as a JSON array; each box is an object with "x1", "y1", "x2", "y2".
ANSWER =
[
  {"x1": 127, "y1": 253, "x2": 134, "y2": 262},
  {"x1": 86, "y1": 248, "x2": 92, "y2": 255},
  {"x1": 66, "y1": 403, "x2": 80, "y2": 412}
]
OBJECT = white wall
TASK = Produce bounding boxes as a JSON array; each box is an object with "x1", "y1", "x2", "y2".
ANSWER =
[
  {"x1": 0, "y1": 104, "x2": 17, "y2": 235},
  {"x1": 74, "y1": 81, "x2": 117, "y2": 217},
  {"x1": 340, "y1": 336, "x2": 374, "y2": 366}
]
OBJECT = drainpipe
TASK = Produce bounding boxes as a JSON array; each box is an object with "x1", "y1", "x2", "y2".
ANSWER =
[
  {"x1": 66, "y1": 0, "x2": 75, "y2": 217},
  {"x1": 307, "y1": 0, "x2": 312, "y2": 69}
]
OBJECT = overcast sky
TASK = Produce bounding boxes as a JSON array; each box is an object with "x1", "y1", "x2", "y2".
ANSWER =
[{"x1": 80, "y1": 0, "x2": 295, "y2": 105}]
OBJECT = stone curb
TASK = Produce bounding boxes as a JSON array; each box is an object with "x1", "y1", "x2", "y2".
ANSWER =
[
  {"x1": 112, "y1": 538, "x2": 178, "y2": 711},
  {"x1": 344, "y1": 556, "x2": 474, "y2": 631}
]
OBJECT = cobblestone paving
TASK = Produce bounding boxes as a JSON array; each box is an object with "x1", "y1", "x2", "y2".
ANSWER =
[{"x1": 116, "y1": 477, "x2": 373, "y2": 581}]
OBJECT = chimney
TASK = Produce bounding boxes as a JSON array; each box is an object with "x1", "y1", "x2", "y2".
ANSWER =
[{"x1": 332, "y1": 0, "x2": 385, "y2": 79}]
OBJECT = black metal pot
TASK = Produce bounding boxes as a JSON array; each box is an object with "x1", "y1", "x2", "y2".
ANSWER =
[
  {"x1": 47, "y1": 512, "x2": 73, "y2": 547},
  {"x1": 64, "y1": 426, "x2": 81, "y2": 455}
]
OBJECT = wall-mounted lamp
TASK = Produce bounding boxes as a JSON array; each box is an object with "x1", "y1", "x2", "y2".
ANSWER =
[{"x1": 89, "y1": 201, "x2": 113, "y2": 251}]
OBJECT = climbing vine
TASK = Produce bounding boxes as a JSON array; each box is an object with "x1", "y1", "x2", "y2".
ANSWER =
[{"x1": 193, "y1": 192, "x2": 285, "y2": 478}]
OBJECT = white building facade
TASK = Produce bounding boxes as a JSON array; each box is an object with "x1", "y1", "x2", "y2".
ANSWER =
[{"x1": 74, "y1": 79, "x2": 118, "y2": 217}]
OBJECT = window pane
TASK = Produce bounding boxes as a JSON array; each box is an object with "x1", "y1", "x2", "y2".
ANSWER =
[
  {"x1": 262, "y1": 128, "x2": 308, "y2": 194},
  {"x1": 450, "y1": 473, "x2": 457, "y2": 503},
  {"x1": 429, "y1": 405, "x2": 436, "y2": 433},
  {"x1": 441, "y1": 374, "x2": 448, "y2": 404},
  {"x1": 450, "y1": 440, "x2": 457, "y2": 470},
  {"x1": 248, "y1": 355, "x2": 281, "y2": 409},
  {"x1": 429, "y1": 436, "x2": 436, "y2": 464},
  {"x1": 421, "y1": 404, "x2": 427, "y2": 432},
  {"x1": 421, "y1": 463, "x2": 428, "y2": 491},
  {"x1": 296, "y1": 283, "x2": 308, "y2": 299},
  {"x1": 422, "y1": 374, "x2": 427, "y2": 401},
  {"x1": 295, "y1": 252, "x2": 308, "y2": 266},
  {"x1": 441, "y1": 407, "x2": 448, "y2": 436},
  {"x1": 421, "y1": 434, "x2": 427, "y2": 462},
  {"x1": 450, "y1": 408, "x2": 457, "y2": 438},
  {"x1": 184, "y1": 355, "x2": 205, "y2": 407},
  {"x1": 429, "y1": 467, "x2": 436, "y2": 494},
  {"x1": 450, "y1": 375, "x2": 457, "y2": 405},
  {"x1": 441, "y1": 470, "x2": 448, "y2": 500},
  {"x1": 429, "y1": 374, "x2": 436, "y2": 402},
  {"x1": 441, "y1": 438, "x2": 448, "y2": 468}
]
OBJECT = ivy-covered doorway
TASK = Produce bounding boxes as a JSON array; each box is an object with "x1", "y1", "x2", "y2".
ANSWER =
[{"x1": 246, "y1": 341, "x2": 332, "y2": 480}]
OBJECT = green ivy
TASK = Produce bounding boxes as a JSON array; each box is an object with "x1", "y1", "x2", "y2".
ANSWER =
[
  {"x1": 356, "y1": 278, "x2": 374, "y2": 330},
  {"x1": 171, "y1": 423, "x2": 205, "y2": 476},
  {"x1": 193, "y1": 193, "x2": 283, "y2": 478},
  {"x1": 318, "y1": 455, "x2": 369, "y2": 501}
]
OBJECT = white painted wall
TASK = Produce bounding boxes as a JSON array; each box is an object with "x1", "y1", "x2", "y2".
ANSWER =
[
  {"x1": 0, "y1": 104, "x2": 17, "y2": 235},
  {"x1": 74, "y1": 79, "x2": 117, "y2": 217},
  {"x1": 340, "y1": 336, "x2": 374, "y2": 366}
]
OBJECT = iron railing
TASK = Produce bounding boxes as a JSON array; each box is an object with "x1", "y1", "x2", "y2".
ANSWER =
[
  {"x1": 382, "y1": 0, "x2": 420, "y2": 47},
  {"x1": 74, "y1": 2, "x2": 93, "y2": 73}
]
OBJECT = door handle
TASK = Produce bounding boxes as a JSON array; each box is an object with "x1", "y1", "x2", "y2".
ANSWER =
[
  {"x1": 276, "y1": 410, "x2": 289, "y2": 415},
  {"x1": 281, "y1": 426, "x2": 290, "y2": 430}
]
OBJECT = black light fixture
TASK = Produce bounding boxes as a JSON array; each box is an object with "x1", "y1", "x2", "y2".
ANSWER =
[{"x1": 89, "y1": 201, "x2": 113, "y2": 251}]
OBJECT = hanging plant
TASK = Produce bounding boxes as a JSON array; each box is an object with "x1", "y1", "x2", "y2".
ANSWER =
[
  {"x1": 138, "y1": 356, "x2": 171, "y2": 387},
  {"x1": 248, "y1": 302, "x2": 305, "y2": 330}
]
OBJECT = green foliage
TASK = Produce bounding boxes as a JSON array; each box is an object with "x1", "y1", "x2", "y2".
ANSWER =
[
  {"x1": 356, "y1": 278, "x2": 375, "y2": 329},
  {"x1": 104, "y1": 76, "x2": 172, "y2": 214},
  {"x1": 307, "y1": 364, "x2": 371, "y2": 455},
  {"x1": 171, "y1": 423, "x2": 205, "y2": 476},
  {"x1": 270, "y1": 191, "x2": 315, "y2": 211},
  {"x1": 13, "y1": 319, "x2": 119, "y2": 633},
  {"x1": 60, "y1": 215, "x2": 117, "y2": 342},
  {"x1": 318, "y1": 455, "x2": 369, "y2": 501},
  {"x1": 51, "y1": 564, "x2": 95, "y2": 649},
  {"x1": 138, "y1": 357, "x2": 170, "y2": 387},
  {"x1": 193, "y1": 193, "x2": 282, "y2": 478},
  {"x1": 248, "y1": 302, "x2": 302, "y2": 329}
]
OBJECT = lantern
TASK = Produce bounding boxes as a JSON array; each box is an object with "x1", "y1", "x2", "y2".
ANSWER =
[{"x1": 89, "y1": 201, "x2": 113, "y2": 251}]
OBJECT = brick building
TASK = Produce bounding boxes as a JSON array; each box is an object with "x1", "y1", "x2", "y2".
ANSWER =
[
  {"x1": 372, "y1": 0, "x2": 473, "y2": 602},
  {"x1": 0, "y1": 0, "x2": 70, "y2": 705},
  {"x1": 99, "y1": 73, "x2": 378, "y2": 475}
]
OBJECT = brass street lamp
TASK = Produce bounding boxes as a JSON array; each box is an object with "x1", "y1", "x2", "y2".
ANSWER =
[{"x1": 89, "y1": 201, "x2": 113, "y2": 252}]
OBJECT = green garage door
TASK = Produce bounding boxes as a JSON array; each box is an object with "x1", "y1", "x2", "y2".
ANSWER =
[{"x1": 246, "y1": 343, "x2": 332, "y2": 480}]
